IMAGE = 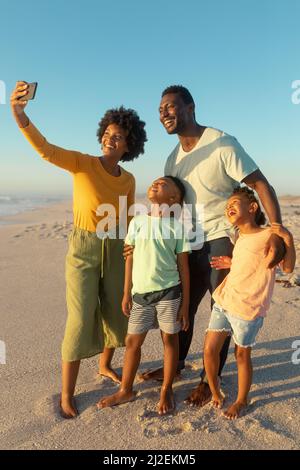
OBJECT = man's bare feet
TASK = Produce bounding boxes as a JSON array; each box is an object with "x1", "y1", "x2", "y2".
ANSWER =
[
  {"x1": 138, "y1": 367, "x2": 164, "y2": 381},
  {"x1": 98, "y1": 366, "x2": 121, "y2": 384},
  {"x1": 158, "y1": 388, "x2": 175, "y2": 415},
  {"x1": 97, "y1": 390, "x2": 137, "y2": 409},
  {"x1": 185, "y1": 381, "x2": 212, "y2": 407},
  {"x1": 138, "y1": 367, "x2": 181, "y2": 382},
  {"x1": 211, "y1": 391, "x2": 225, "y2": 409},
  {"x1": 59, "y1": 397, "x2": 78, "y2": 419},
  {"x1": 223, "y1": 401, "x2": 247, "y2": 419}
]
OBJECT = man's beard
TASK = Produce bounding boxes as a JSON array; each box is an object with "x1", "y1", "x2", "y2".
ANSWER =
[{"x1": 166, "y1": 120, "x2": 186, "y2": 135}]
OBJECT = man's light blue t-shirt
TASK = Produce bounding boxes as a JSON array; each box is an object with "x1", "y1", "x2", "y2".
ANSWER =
[{"x1": 164, "y1": 127, "x2": 258, "y2": 245}]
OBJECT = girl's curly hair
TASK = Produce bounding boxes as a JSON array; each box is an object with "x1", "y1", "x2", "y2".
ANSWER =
[
  {"x1": 232, "y1": 186, "x2": 266, "y2": 226},
  {"x1": 97, "y1": 106, "x2": 147, "y2": 162}
]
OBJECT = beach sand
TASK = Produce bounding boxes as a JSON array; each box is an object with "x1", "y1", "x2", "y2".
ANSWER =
[{"x1": 0, "y1": 198, "x2": 299, "y2": 450}]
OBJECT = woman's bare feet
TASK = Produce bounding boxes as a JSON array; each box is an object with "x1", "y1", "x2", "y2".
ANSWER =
[
  {"x1": 158, "y1": 388, "x2": 175, "y2": 415},
  {"x1": 223, "y1": 401, "x2": 247, "y2": 419},
  {"x1": 98, "y1": 366, "x2": 121, "y2": 384},
  {"x1": 185, "y1": 382, "x2": 212, "y2": 407},
  {"x1": 59, "y1": 396, "x2": 78, "y2": 419},
  {"x1": 97, "y1": 390, "x2": 137, "y2": 409}
]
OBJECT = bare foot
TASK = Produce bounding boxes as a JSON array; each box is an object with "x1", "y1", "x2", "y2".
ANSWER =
[
  {"x1": 59, "y1": 397, "x2": 78, "y2": 419},
  {"x1": 98, "y1": 366, "x2": 121, "y2": 384},
  {"x1": 185, "y1": 382, "x2": 212, "y2": 407},
  {"x1": 211, "y1": 391, "x2": 225, "y2": 409},
  {"x1": 138, "y1": 367, "x2": 181, "y2": 382},
  {"x1": 158, "y1": 388, "x2": 175, "y2": 415},
  {"x1": 138, "y1": 367, "x2": 164, "y2": 381},
  {"x1": 97, "y1": 390, "x2": 137, "y2": 409},
  {"x1": 223, "y1": 401, "x2": 247, "y2": 419}
]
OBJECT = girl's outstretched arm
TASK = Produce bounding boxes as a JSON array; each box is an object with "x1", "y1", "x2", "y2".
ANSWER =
[{"x1": 210, "y1": 256, "x2": 232, "y2": 270}]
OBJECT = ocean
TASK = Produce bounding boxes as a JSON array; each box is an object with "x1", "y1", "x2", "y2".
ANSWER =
[{"x1": 0, "y1": 195, "x2": 68, "y2": 219}]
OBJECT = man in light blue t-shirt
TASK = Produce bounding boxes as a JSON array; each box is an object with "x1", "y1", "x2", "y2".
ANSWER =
[{"x1": 141, "y1": 85, "x2": 285, "y2": 407}]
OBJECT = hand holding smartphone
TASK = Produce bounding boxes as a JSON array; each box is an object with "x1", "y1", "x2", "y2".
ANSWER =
[{"x1": 18, "y1": 82, "x2": 38, "y2": 101}]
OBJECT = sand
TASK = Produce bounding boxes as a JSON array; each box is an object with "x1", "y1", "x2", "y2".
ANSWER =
[{"x1": 0, "y1": 198, "x2": 299, "y2": 450}]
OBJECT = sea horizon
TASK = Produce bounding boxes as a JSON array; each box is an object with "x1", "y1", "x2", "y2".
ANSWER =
[{"x1": 0, "y1": 193, "x2": 71, "y2": 219}]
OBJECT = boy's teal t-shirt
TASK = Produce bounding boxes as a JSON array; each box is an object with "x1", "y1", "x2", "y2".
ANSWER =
[{"x1": 125, "y1": 214, "x2": 191, "y2": 295}]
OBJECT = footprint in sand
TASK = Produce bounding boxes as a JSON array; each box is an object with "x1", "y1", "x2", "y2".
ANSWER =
[
  {"x1": 34, "y1": 391, "x2": 95, "y2": 422},
  {"x1": 137, "y1": 406, "x2": 180, "y2": 438},
  {"x1": 285, "y1": 298, "x2": 300, "y2": 308},
  {"x1": 136, "y1": 399, "x2": 218, "y2": 437},
  {"x1": 34, "y1": 393, "x2": 61, "y2": 421}
]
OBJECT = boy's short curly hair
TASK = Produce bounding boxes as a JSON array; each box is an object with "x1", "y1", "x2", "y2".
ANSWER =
[
  {"x1": 165, "y1": 175, "x2": 186, "y2": 203},
  {"x1": 232, "y1": 186, "x2": 266, "y2": 226},
  {"x1": 97, "y1": 106, "x2": 147, "y2": 162}
]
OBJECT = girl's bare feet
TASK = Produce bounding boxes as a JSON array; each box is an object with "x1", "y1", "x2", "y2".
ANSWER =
[
  {"x1": 97, "y1": 390, "x2": 137, "y2": 409},
  {"x1": 98, "y1": 366, "x2": 121, "y2": 384},
  {"x1": 223, "y1": 401, "x2": 247, "y2": 419},
  {"x1": 59, "y1": 396, "x2": 78, "y2": 419},
  {"x1": 158, "y1": 388, "x2": 175, "y2": 415}
]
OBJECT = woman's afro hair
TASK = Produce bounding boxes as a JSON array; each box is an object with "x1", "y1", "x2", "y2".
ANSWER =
[{"x1": 97, "y1": 106, "x2": 147, "y2": 162}]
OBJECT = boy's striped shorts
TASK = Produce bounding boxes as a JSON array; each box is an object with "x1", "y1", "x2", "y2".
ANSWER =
[{"x1": 128, "y1": 284, "x2": 182, "y2": 335}]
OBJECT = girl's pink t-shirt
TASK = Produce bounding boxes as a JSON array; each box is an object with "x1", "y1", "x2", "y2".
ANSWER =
[{"x1": 213, "y1": 228, "x2": 276, "y2": 320}]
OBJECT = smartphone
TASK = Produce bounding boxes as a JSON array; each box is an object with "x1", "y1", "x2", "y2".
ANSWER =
[{"x1": 20, "y1": 82, "x2": 38, "y2": 101}]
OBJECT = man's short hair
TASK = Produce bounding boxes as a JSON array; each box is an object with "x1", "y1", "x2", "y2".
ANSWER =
[{"x1": 162, "y1": 85, "x2": 195, "y2": 105}]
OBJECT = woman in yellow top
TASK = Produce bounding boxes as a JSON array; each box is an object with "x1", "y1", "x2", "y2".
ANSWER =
[{"x1": 11, "y1": 81, "x2": 147, "y2": 418}]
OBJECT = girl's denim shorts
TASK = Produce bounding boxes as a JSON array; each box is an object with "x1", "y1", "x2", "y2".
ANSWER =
[{"x1": 207, "y1": 303, "x2": 264, "y2": 348}]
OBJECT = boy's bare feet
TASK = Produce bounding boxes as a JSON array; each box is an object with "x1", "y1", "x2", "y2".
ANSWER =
[
  {"x1": 98, "y1": 366, "x2": 121, "y2": 384},
  {"x1": 97, "y1": 390, "x2": 137, "y2": 409},
  {"x1": 138, "y1": 367, "x2": 181, "y2": 382},
  {"x1": 223, "y1": 401, "x2": 247, "y2": 419},
  {"x1": 59, "y1": 397, "x2": 78, "y2": 419},
  {"x1": 158, "y1": 388, "x2": 175, "y2": 415},
  {"x1": 185, "y1": 382, "x2": 212, "y2": 407}
]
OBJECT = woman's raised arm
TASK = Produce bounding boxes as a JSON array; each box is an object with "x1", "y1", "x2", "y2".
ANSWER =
[{"x1": 11, "y1": 81, "x2": 85, "y2": 173}]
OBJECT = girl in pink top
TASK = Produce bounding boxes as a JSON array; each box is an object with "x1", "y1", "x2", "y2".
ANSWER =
[{"x1": 204, "y1": 187, "x2": 296, "y2": 419}]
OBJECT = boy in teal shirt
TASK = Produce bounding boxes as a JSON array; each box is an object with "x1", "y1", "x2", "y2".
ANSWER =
[{"x1": 97, "y1": 176, "x2": 190, "y2": 415}]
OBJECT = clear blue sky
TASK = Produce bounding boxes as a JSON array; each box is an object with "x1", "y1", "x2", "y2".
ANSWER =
[{"x1": 1, "y1": 0, "x2": 299, "y2": 196}]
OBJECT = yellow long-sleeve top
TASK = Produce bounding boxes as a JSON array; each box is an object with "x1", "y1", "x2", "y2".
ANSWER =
[{"x1": 20, "y1": 122, "x2": 135, "y2": 233}]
